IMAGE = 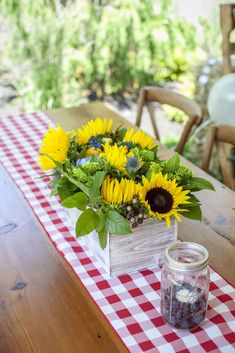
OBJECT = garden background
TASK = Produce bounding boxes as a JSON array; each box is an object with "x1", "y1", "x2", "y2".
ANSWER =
[{"x1": 0, "y1": 0, "x2": 234, "y2": 179}]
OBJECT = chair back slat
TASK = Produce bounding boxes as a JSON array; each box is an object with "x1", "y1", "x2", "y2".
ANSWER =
[
  {"x1": 202, "y1": 125, "x2": 235, "y2": 190},
  {"x1": 136, "y1": 86, "x2": 202, "y2": 154},
  {"x1": 216, "y1": 124, "x2": 235, "y2": 145},
  {"x1": 146, "y1": 87, "x2": 201, "y2": 120}
]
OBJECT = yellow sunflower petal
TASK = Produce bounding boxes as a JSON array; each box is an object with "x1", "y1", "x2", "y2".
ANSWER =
[
  {"x1": 38, "y1": 155, "x2": 56, "y2": 170},
  {"x1": 100, "y1": 143, "x2": 127, "y2": 172},
  {"x1": 77, "y1": 118, "x2": 113, "y2": 145},
  {"x1": 123, "y1": 128, "x2": 156, "y2": 149},
  {"x1": 38, "y1": 124, "x2": 69, "y2": 170},
  {"x1": 101, "y1": 177, "x2": 140, "y2": 204}
]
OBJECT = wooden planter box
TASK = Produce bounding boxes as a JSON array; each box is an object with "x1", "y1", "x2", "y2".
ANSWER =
[{"x1": 67, "y1": 208, "x2": 177, "y2": 277}]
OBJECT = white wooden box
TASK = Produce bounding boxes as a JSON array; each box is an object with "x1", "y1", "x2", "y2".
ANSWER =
[{"x1": 67, "y1": 208, "x2": 177, "y2": 277}]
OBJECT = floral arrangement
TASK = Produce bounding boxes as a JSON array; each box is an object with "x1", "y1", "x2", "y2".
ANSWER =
[{"x1": 38, "y1": 118, "x2": 214, "y2": 248}]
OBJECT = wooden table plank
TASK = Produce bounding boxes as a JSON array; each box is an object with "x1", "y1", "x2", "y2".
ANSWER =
[
  {"x1": 0, "y1": 164, "x2": 127, "y2": 353},
  {"x1": 47, "y1": 102, "x2": 235, "y2": 285}
]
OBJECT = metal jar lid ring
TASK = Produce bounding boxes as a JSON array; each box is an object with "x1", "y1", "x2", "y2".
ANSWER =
[{"x1": 164, "y1": 241, "x2": 209, "y2": 272}]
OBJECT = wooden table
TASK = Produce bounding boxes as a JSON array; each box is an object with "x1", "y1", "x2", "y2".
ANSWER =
[{"x1": 0, "y1": 102, "x2": 234, "y2": 353}]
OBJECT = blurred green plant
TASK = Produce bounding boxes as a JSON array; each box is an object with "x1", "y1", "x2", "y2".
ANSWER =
[
  {"x1": 199, "y1": 10, "x2": 221, "y2": 58},
  {"x1": 162, "y1": 134, "x2": 196, "y2": 162},
  {"x1": 1, "y1": 0, "x2": 199, "y2": 110},
  {"x1": 162, "y1": 105, "x2": 188, "y2": 124},
  {"x1": 1, "y1": 0, "x2": 65, "y2": 109}
]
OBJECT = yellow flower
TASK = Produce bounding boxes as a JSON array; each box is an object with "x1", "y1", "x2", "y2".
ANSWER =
[
  {"x1": 38, "y1": 124, "x2": 69, "y2": 170},
  {"x1": 100, "y1": 143, "x2": 127, "y2": 172},
  {"x1": 77, "y1": 118, "x2": 113, "y2": 145},
  {"x1": 127, "y1": 150, "x2": 134, "y2": 157},
  {"x1": 123, "y1": 128, "x2": 156, "y2": 149},
  {"x1": 138, "y1": 172, "x2": 191, "y2": 227},
  {"x1": 101, "y1": 176, "x2": 140, "y2": 204}
]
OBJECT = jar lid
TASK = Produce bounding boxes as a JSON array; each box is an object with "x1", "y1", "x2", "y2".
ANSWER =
[{"x1": 164, "y1": 241, "x2": 209, "y2": 272}]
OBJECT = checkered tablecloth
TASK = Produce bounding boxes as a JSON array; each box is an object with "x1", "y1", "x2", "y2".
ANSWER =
[{"x1": 0, "y1": 112, "x2": 235, "y2": 353}]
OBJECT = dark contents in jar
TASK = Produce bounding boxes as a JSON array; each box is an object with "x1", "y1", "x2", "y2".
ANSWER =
[{"x1": 161, "y1": 282, "x2": 207, "y2": 329}]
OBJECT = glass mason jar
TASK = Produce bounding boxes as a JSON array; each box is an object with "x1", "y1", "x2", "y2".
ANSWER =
[{"x1": 161, "y1": 242, "x2": 210, "y2": 329}]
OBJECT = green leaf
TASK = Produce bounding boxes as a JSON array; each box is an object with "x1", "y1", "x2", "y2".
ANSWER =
[
  {"x1": 186, "y1": 194, "x2": 201, "y2": 208},
  {"x1": 180, "y1": 206, "x2": 202, "y2": 221},
  {"x1": 116, "y1": 127, "x2": 127, "y2": 140},
  {"x1": 187, "y1": 177, "x2": 215, "y2": 191},
  {"x1": 89, "y1": 171, "x2": 106, "y2": 198},
  {"x1": 106, "y1": 210, "x2": 131, "y2": 235},
  {"x1": 48, "y1": 178, "x2": 62, "y2": 188},
  {"x1": 151, "y1": 145, "x2": 158, "y2": 153},
  {"x1": 96, "y1": 210, "x2": 106, "y2": 232},
  {"x1": 163, "y1": 154, "x2": 180, "y2": 173},
  {"x1": 62, "y1": 192, "x2": 88, "y2": 210},
  {"x1": 50, "y1": 188, "x2": 58, "y2": 197},
  {"x1": 98, "y1": 227, "x2": 108, "y2": 249},
  {"x1": 55, "y1": 177, "x2": 79, "y2": 200},
  {"x1": 63, "y1": 172, "x2": 90, "y2": 197},
  {"x1": 57, "y1": 187, "x2": 75, "y2": 201},
  {"x1": 75, "y1": 209, "x2": 99, "y2": 237},
  {"x1": 57, "y1": 187, "x2": 68, "y2": 201},
  {"x1": 78, "y1": 146, "x2": 88, "y2": 159},
  {"x1": 96, "y1": 210, "x2": 108, "y2": 248}
]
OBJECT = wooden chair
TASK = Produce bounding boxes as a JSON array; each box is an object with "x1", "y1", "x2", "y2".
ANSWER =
[
  {"x1": 136, "y1": 86, "x2": 202, "y2": 154},
  {"x1": 202, "y1": 124, "x2": 235, "y2": 190},
  {"x1": 220, "y1": 3, "x2": 235, "y2": 74}
]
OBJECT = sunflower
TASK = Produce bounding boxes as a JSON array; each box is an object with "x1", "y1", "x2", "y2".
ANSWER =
[
  {"x1": 123, "y1": 128, "x2": 155, "y2": 149},
  {"x1": 100, "y1": 143, "x2": 127, "y2": 172},
  {"x1": 39, "y1": 124, "x2": 69, "y2": 170},
  {"x1": 77, "y1": 118, "x2": 113, "y2": 145},
  {"x1": 101, "y1": 176, "x2": 140, "y2": 204},
  {"x1": 138, "y1": 172, "x2": 191, "y2": 227}
]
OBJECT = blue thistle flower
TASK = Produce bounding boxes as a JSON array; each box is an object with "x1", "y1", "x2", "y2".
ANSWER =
[
  {"x1": 89, "y1": 137, "x2": 101, "y2": 148},
  {"x1": 127, "y1": 157, "x2": 138, "y2": 171}
]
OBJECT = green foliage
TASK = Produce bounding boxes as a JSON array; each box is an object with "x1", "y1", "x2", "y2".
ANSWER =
[
  {"x1": 2, "y1": 1, "x2": 65, "y2": 109},
  {"x1": 161, "y1": 154, "x2": 180, "y2": 174},
  {"x1": 165, "y1": 165, "x2": 193, "y2": 184},
  {"x1": 199, "y1": 11, "x2": 221, "y2": 58},
  {"x1": 51, "y1": 176, "x2": 78, "y2": 200},
  {"x1": 72, "y1": 168, "x2": 91, "y2": 184},
  {"x1": 185, "y1": 177, "x2": 215, "y2": 192},
  {"x1": 97, "y1": 227, "x2": 108, "y2": 249},
  {"x1": 82, "y1": 162, "x2": 104, "y2": 174},
  {"x1": 179, "y1": 194, "x2": 202, "y2": 221},
  {"x1": 162, "y1": 105, "x2": 188, "y2": 123},
  {"x1": 186, "y1": 194, "x2": 201, "y2": 208},
  {"x1": 62, "y1": 192, "x2": 88, "y2": 210},
  {"x1": 75, "y1": 209, "x2": 99, "y2": 237},
  {"x1": 89, "y1": 171, "x2": 106, "y2": 198},
  {"x1": 106, "y1": 210, "x2": 131, "y2": 235},
  {"x1": 146, "y1": 161, "x2": 162, "y2": 179},
  {"x1": 180, "y1": 205, "x2": 202, "y2": 221},
  {"x1": 77, "y1": 0, "x2": 197, "y2": 95},
  {"x1": 1, "y1": 0, "x2": 199, "y2": 109},
  {"x1": 96, "y1": 210, "x2": 108, "y2": 249},
  {"x1": 63, "y1": 172, "x2": 90, "y2": 196}
]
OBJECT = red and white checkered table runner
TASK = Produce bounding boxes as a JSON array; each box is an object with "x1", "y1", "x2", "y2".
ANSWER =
[{"x1": 0, "y1": 112, "x2": 234, "y2": 353}]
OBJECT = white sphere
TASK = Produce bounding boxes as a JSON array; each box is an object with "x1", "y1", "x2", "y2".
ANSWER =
[{"x1": 207, "y1": 73, "x2": 235, "y2": 126}]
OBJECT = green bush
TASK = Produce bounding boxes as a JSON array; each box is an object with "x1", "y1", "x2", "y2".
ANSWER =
[{"x1": 1, "y1": 0, "x2": 199, "y2": 110}]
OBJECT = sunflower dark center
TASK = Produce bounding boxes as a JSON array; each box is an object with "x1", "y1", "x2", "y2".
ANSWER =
[{"x1": 145, "y1": 187, "x2": 173, "y2": 214}]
